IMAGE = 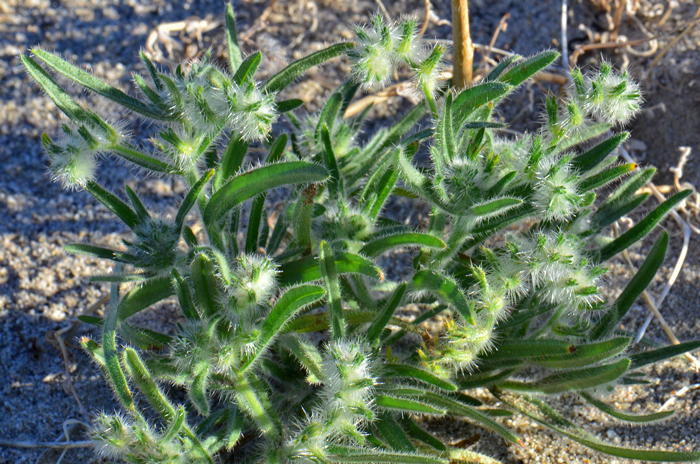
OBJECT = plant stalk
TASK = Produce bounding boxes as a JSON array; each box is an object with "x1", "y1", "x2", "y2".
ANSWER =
[{"x1": 451, "y1": 0, "x2": 474, "y2": 88}]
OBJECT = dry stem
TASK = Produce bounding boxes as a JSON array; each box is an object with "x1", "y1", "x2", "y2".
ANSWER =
[{"x1": 451, "y1": 0, "x2": 474, "y2": 88}]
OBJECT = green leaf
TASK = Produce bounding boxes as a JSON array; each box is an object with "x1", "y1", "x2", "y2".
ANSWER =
[
  {"x1": 21, "y1": 55, "x2": 94, "y2": 123},
  {"x1": 321, "y1": 123, "x2": 344, "y2": 201},
  {"x1": 246, "y1": 194, "x2": 267, "y2": 254},
  {"x1": 278, "y1": 334, "x2": 325, "y2": 382},
  {"x1": 65, "y1": 244, "x2": 134, "y2": 264},
  {"x1": 215, "y1": 134, "x2": 249, "y2": 191},
  {"x1": 331, "y1": 451, "x2": 446, "y2": 464},
  {"x1": 125, "y1": 185, "x2": 150, "y2": 222},
  {"x1": 191, "y1": 254, "x2": 221, "y2": 318},
  {"x1": 320, "y1": 241, "x2": 345, "y2": 340},
  {"x1": 262, "y1": 42, "x2": 354, "y2": 93},
  {"x1": 189, "y1": 365, "x2": 210, "y2": 415},
  {"x1": 592, "y1": 232, "x2": 669, "y2": 339},
  {"x1": 176, "y1": 169, "x2": 215, "y2": 232},
  {"x1": 360, "y1": 233, "x2": 446, "y2": 258},
  {"x1": 205, "y1": 161, "x2": 328, "y2": 226},
  {"x1": 375, "y1": 395, "x2": 446, "y2": 415},
  {"x1": 32, "y1": 49, "x2": 170, "y2": 120},
  {"x1": 119, "y1": 322, "x2": 172, "y2": 350},
  {"x1": 225, "y1": 2, "x2": 243, "y2": 72},
  {"x1": 602, "y1": 166, "x2": 656, "y2": 207},
  {"x1": 103, "y1": 279, "x2": 133, "y2": 410},
  {"x1": 579, "y1": 163, "x2": 637, "y2": 192},
  {"x1": 240, "y1": 284, "x2": 326, "y2": 372},
  {"x1": 276, "y1": 98, "x2": 304, "y2": 113},
  {"x1": 366, "y1": 283, "x2": 407, "y2": 344},
  {"x1": 494, "y1": 390, "x2": 700, "y2": 462},
  {"x1": 232, "y1": 52, "x2": 262, "y2": 85},
  {"x1": 486, "y1": 55, "x2": 521, "y2": 81},
  {"x1": 279, "y1": 252, "x2": 383, "y2": 286},
  {"x1": 470, "y1": 197, "x2": 523, "y2": 219},
  {"x1": 232, "y1": 372, "x2": 280, "y2": 437},
  {"x1": 500, "y1": 359, "x2": 630, "y2": 394},
  {"x1": 630, "y1": 340, "x2": 700, "y2": 369},
  {"x1": 375, "y1": 412, "x2": 415, "y2": 452},
  {"x1": 412, "y1": 269, "x2": 475, "y2": 325},
  {"x1": 421, "y1": 392, "x2": 521, "y2": 445},
  {"x1": 139, "y1": 51, "x2": 163, "y2": 92},
  {"x1": 383, "y1": 363, "x2": 458, "y2": 391},
  {"x1": 593, "y1": 192, "x2": 650, "y2": 230},
  {"x1": 400, "y1": 416, "x2": 446, "y2": 451},
  {"x1": 106, "y1": 144, "x2": 178, "y2": 174},
  {"x1": 573, "y1": 132, "x2": 629, "y2": 171},
  {"x1": 532, "y1": 337, "x2": 631, "y2": 369},
  {"x1": 579, "y1": 391, "x2": 674, "y2": 423},
  {"x1": 117, "y1": 276, "x2": 175, "y2": 320},
  {"x1": 598, "y1": 191, "x2": 689, "y2": 262},
  {"x1": 85, "y1": 181, "x2": 138, "y2": 230},
  {"x1": 499, "y1": 50, "x2": 559, "y2": 86},
  {"x1": 171, "y1": 268, "x2": 199, "y2": 320},
  {"x1": 123, "y1": 347, "x2": 176, "y2": 420},
  {"x1": 559, "y1": 123, "x2": 611, "y2": 153},
  {"x1": 161, "y1": 406, "x2": 186, "y2": 442},
  {"x1": 452, "y1": 82, "x2": 512, "y2": 126}
]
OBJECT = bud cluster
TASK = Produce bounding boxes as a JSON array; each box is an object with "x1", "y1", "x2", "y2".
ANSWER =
[
  {"x1": 350, "y1": 14, "x2": 447, "y2": 98},
  {"x1": 279, "y1": 340, "x2": 377, "y2": 462}
]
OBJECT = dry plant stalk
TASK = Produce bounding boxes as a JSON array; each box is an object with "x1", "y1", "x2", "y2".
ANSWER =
[{"x1": 451, "y1": 0, "x2": 474, "y2": 88}]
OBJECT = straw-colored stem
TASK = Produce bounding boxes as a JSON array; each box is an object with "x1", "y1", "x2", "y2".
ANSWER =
[{"x1": 451, "y1": 0, "x2": 474, "y2": 88}]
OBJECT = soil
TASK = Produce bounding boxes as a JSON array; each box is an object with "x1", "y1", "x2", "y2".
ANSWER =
[{"x1": 1, "y1": 0, "x2": 699, "y2": 463}]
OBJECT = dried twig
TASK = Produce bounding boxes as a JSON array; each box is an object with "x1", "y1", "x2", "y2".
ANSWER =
[
  {"x1": 479, "y1": 13, "x2": 510, "y2": 71},
  {"x1": 0, "y1": 439, "x2": 92, "y2": 449},
  {"x1": 645, "y1": 7, "x2": 700, "y2": 81},
  {"x1": 561, "y1": 0, "x2": 570, "y2": 70},
  {"x1": 419, "y1": 0, "x2": 432, "y2": 36}
]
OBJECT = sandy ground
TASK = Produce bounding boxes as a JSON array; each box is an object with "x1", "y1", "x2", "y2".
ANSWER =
[{"x1": 1, "y1": 0, "x2": 700, "y2": 463}]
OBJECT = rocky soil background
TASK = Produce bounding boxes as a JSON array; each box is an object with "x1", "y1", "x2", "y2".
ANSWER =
[{"x1": 1, "y1": 0, "x2": 700, "y2": 463}]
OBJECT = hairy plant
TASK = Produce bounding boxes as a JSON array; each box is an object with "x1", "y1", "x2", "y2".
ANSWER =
[{"x1": 22, "y1": 4, "x2": 700, "y2": 463}]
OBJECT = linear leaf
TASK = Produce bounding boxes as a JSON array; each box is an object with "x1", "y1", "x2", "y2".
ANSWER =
[
  {"x1": 630, "y1": 340, "x2": 700, "y2": 369},
  {"x1": 579, "y1": 391, "x2": 674, "y2": 423},
  {"x1": 117, "y1": 276, "x2": 175, "y2": 320},
  {"x1": 593, "y1": 232, "x2": 669, "y2": 339},
  {"x1": 241, "y1": 285, "x2": 326, "y2": 372},
  {"x1": 494, "y1": 390, "x2": 700, "y2": 462},
  {"x1": 225, "y1": 2, "x2": 243, "y2": 72},
  {"x1": 320, "y1": 241, "x2": 345, "y2": 340},
  {"x1": 383, "y1": 363, "x2": 458, "y2": 391},
  {"x1": 360, "y1": 233, "x2": 446, "y2": 258},
  {"x1": 400, "y1": 416, "x2": 446, "y2": 451},
  {"x1": 375, "y1": 395, "x2": 446, "y2": 415},
  {"x1": 32, "y1": 49, "x2": 169, "y2": 120},
  {"x1": 176, "y1": 169, "x2": 215, "y2": 232},
  {"x1": 171, "y1": 268, "x2": 199, "y2": 320},
  {"x1": 262, "y1": 42, "x2": 354, "y2": 93},
  {"x1": 598, "y1": 190, "x2": 689, "y2": 262},
  {"x1": 412, "y1": 269, "x2": 475, "y2": 325},
  {"x1": 205, "y1": 161, "x2": 328, "y2": 226},
  {"x1": 579, "y1": 163, "x2": 637, "y2": 192},
  {"x1": 232, "y1": 52, "x2": 262, "y2": 85},
  {"x1": 366, "y1": 283, "x2": 407, "y2": 344},
  {"x1": 279, "y1": 252, "x2": 383, "y2": 286},
  {"x1": 499, "y1": 50, "x2": 559, "y2": 86},
  {"x1": 276, "y1": 98, "x2": 304, "y2": 113},
  {"x1": 215, "y1": 134, "x2": 249, "y2": 191},
  {"x1": 500, "y1": 359, "x2": 630, "y2": 394},
  {"x1": 85, "y1": 181, "x2": 138, "y2": 229},
  {"x1": 65, "y1": 244, "x2": 134, "y2": 264},
  {"x1": 573, "y1": 132, "x2": 629, "y2": 171}
]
